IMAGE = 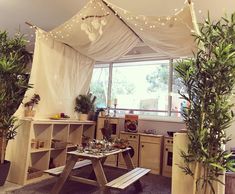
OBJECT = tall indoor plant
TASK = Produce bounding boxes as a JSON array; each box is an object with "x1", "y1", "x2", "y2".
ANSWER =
[
  {"x1": 175, "y1": 13, "x2": 235, "y2": 193},
  {"x1": 0, "y1": 30, "x2": 32, "y2": 185}
]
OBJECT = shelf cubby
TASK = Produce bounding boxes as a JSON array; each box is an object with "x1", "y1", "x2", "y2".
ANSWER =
[
  {"x1": 69, "y1": 124, "x2": 83, "y2": 146},
  {"x1": 30, "y1": 151, "x2": 50, "y2": 171},
  {"x1": 83, "y1": 124, "x2": 95, "y2": 140},
  {"x1": 50, "y1": 149, "x2": 66, "y2": 167},
  {"x1": 31, "y1": 124, "x2": 52, "y2": 149},
  {"x1": 52, "y1": 124, "x2": 68, "y2": 142}
]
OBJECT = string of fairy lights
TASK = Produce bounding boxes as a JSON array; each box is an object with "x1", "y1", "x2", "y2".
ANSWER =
[{"x1": 27, "y1": 0, "x2": 202, "y2": 42}]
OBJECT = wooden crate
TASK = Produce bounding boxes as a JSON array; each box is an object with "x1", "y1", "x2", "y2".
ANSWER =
[{"x1": 27, "y1": 167, "x2": 43, "y2": 180}]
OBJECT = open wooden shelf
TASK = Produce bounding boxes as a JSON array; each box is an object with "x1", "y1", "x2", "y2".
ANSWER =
[{"x1": 6, "y1": 119, "x2": 96, "y2": 185}]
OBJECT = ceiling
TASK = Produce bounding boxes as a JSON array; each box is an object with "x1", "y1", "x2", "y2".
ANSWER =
[{"x1": 0, "y1": 0, "x2": 234, "y2": 53}]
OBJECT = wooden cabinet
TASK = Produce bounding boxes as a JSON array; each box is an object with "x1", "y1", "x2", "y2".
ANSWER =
[
  {"x1": 96, "y1": 117, "x2": 119, "y2": 140},
  {"x1": 118, "y1": 132, "x2": 139, "y2": 168},
  {"x1": 6, "y1": 119, "x2": 95, "y2": 185},
  {"x1": 162, "y1": 137, "x2": 173, "y2": 177},
  {"x1": 139, "y1": 134, "x2": 163, "y2": 175},
  {"x1": 96, "y1": 117, "x2": 119, "y2": 167}
]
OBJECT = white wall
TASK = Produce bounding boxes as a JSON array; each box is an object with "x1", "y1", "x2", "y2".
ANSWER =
[
  {"x1": 116, "y1": 116, "x2": 235, "y2": 150},
  {"x1": 117, "y1": 117, "x2": 185, "y2": 135},
  {"x1": 108, "y1": 0, "x2": 235, "y2": 22},
  {"x1": 226, "y1": 123, "x2": 235, "y2": 150}
]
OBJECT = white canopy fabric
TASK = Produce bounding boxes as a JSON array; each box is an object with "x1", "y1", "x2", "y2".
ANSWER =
[
  {"x1": 110, "y1": 2, "x2": 199, "y2": 58},
  {"x1": 48, "y1": 0, "x2": 140, "y2": 62},
  {"x1": 16, "y1": 0, "x2": 199, "y2": 119},
  {"x1": 47, "y1": 0, "x2": 199, "y2": 61}
]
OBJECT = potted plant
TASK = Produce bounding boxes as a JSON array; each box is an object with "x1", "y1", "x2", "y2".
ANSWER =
[
  {"x1": 24, "y1": 94, "x2": 40, "y2": 117},
  {"x1": 0, "y1": 30, "x2": 32, "y2": 185},
  {"x1": 74, "y1": 93, "x2": 96, "y2": 121},
  {"x1": 175, "y1": 13, "x2": 235, "y2": 193},
  {"x1": 97, "y1": 108, "x2": 106, "y2": 117}
]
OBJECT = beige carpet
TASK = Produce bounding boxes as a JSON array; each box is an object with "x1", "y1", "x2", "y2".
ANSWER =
[{"x1": 6, "y1": 166, "x2": 171, "y2": 194}]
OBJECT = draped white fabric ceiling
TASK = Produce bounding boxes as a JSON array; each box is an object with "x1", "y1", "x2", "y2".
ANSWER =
[
  {"x1": 16, "y1": 0, "x2": 199, "y2": 119},
  {"x1": 47, "y1": 0, "x2": 199, "y2": 62}
]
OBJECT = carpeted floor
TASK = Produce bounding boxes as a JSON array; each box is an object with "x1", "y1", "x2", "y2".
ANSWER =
[{"x1": 6, "y1": 166, "x2": 171, "y2": 194}]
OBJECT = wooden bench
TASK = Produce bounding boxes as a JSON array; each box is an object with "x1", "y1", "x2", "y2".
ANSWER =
[
  {"x1": 44, "y1": 159, "x2": 92, "y2": 176},
  {"x1": 106, "y1": 167, "x2": 150, "y2": 190}
]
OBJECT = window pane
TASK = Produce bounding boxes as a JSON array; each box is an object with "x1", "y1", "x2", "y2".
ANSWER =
[
  {"x1": 111, "y1": 60, "x2": 169, "y2": 114},
  {"x1": 90, "y1": 64, "x2": 109, "y2": 108},
  {"x1": 172, "y1": 63, "x2": 187, "y2": 117}
]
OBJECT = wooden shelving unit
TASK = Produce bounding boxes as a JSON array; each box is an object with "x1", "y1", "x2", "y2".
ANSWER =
[{"x1": 6, "y1": 119, "x2": 95, "y2": 185}]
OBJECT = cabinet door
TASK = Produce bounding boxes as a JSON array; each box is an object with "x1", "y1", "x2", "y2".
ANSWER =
[
  {"x1": 139, "y1": 142, "x2": 161, "y2": 174},
  {"x1": 118, "y1": 141, "x2": 139, "y2": 168},
  {"x1": 162, "y1": 145, "x2": 173, "y2": 177}
]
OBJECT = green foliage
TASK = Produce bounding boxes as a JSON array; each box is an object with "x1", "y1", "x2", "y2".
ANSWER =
[
  {"x1": 146, "y1": 64, "x2": 169, "y2": 92},
  {"x1": 24, "y1": 94, "x2": 40, "y2": 110},
  {"x1": 75, "y1": 93, "x2": 96, "y2": 114},
  {"x1": 175, "y1": 12, "x2": 235, "y2": 193},
  {"x1": 0, "y1": 30, "x2": 32, "y2": 141},
  {"x1": 90, "y1": 67, "x2": 135, "y2": 108}
]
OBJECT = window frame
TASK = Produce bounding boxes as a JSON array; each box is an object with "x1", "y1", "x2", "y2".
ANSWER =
[{"x1": 92, "y1": 58, "x2": 181, "y2": 117}]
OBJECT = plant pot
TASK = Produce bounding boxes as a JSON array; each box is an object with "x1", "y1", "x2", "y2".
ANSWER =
[
  {"x1": 100, "y1": 111, "x2": 106, "y2": 117},
  {"x1": 172, "y1": 133, "x2": 225, "y2": 194},
  {"x1": 88, "y1": 111, "x2": 95, "y2": 121},
  {"x1": 24, "y1": 110, "x2": 35, "y2": 117},
  {"x1": 79, "y1": 113, "x2": 88, "y2": 121},
  {"x1": 0, "y1": 160, "x2": 11, "y2": 186}
]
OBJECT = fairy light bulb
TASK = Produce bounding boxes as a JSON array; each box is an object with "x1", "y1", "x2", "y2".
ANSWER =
[
  {"x1": 88, "y1": 32, "x2": 97, "y2": 41},
  {"x1": 92, "y1": 18, "x2": 100, "y2": 29}
]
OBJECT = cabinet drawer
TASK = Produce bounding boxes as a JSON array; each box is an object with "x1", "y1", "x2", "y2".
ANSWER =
[
  {"x1": 120, "y1": 133, "x2": 139, "y2": 141},
  {"x1": 140, "y1": 135, "x2": 162, "y2": 144},
  {"x1": 98, "y1": 117, "x2": 118, "y2": 125},
  {"x1": 164, "y1": 137, "x2": 173, "y2": 146}
]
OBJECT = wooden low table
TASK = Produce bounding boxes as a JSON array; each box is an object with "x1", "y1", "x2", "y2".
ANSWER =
[{"x1": 51, "y1": 147, "x2": 148, "y2": 194}]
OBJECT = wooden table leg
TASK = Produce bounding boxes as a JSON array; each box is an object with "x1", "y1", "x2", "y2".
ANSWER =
[
  {"x1": 51, "y1": 155, "x2": 78, "y2": 194},
  {"x1": 122, "y1": 151, "x2": 143, "y2": 192},
  {"x1": 88, "y1": 157, "x2": 107, "y2": 180},
  {"x1": 92, "y1": 158, "x2": 111, "y2": 194}
]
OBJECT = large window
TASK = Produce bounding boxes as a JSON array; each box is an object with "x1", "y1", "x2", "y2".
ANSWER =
[
  {"x1": 90, "y1": 60, "x2": 184, "y2": 117},
  {"x1": 90, "y1": 64, "x2": 109, "y2": 108}
]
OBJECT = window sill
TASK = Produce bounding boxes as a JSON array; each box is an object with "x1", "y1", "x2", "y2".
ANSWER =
[
  {"x1": 138, "y1": 115, "x2": 184, "y2": 123},
  {"x1": 112, "y1": 115, "x2": 184, "y2": 123}
]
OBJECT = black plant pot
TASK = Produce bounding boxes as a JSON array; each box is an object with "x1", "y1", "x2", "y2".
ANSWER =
[{"x1": 0, "y1": 160, "x2": 11, "y2": 186}]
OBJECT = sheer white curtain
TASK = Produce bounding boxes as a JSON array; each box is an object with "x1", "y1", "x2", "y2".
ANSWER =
[{"x1": 16, "y1": 30, "x2": 95, "y2": 119}]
